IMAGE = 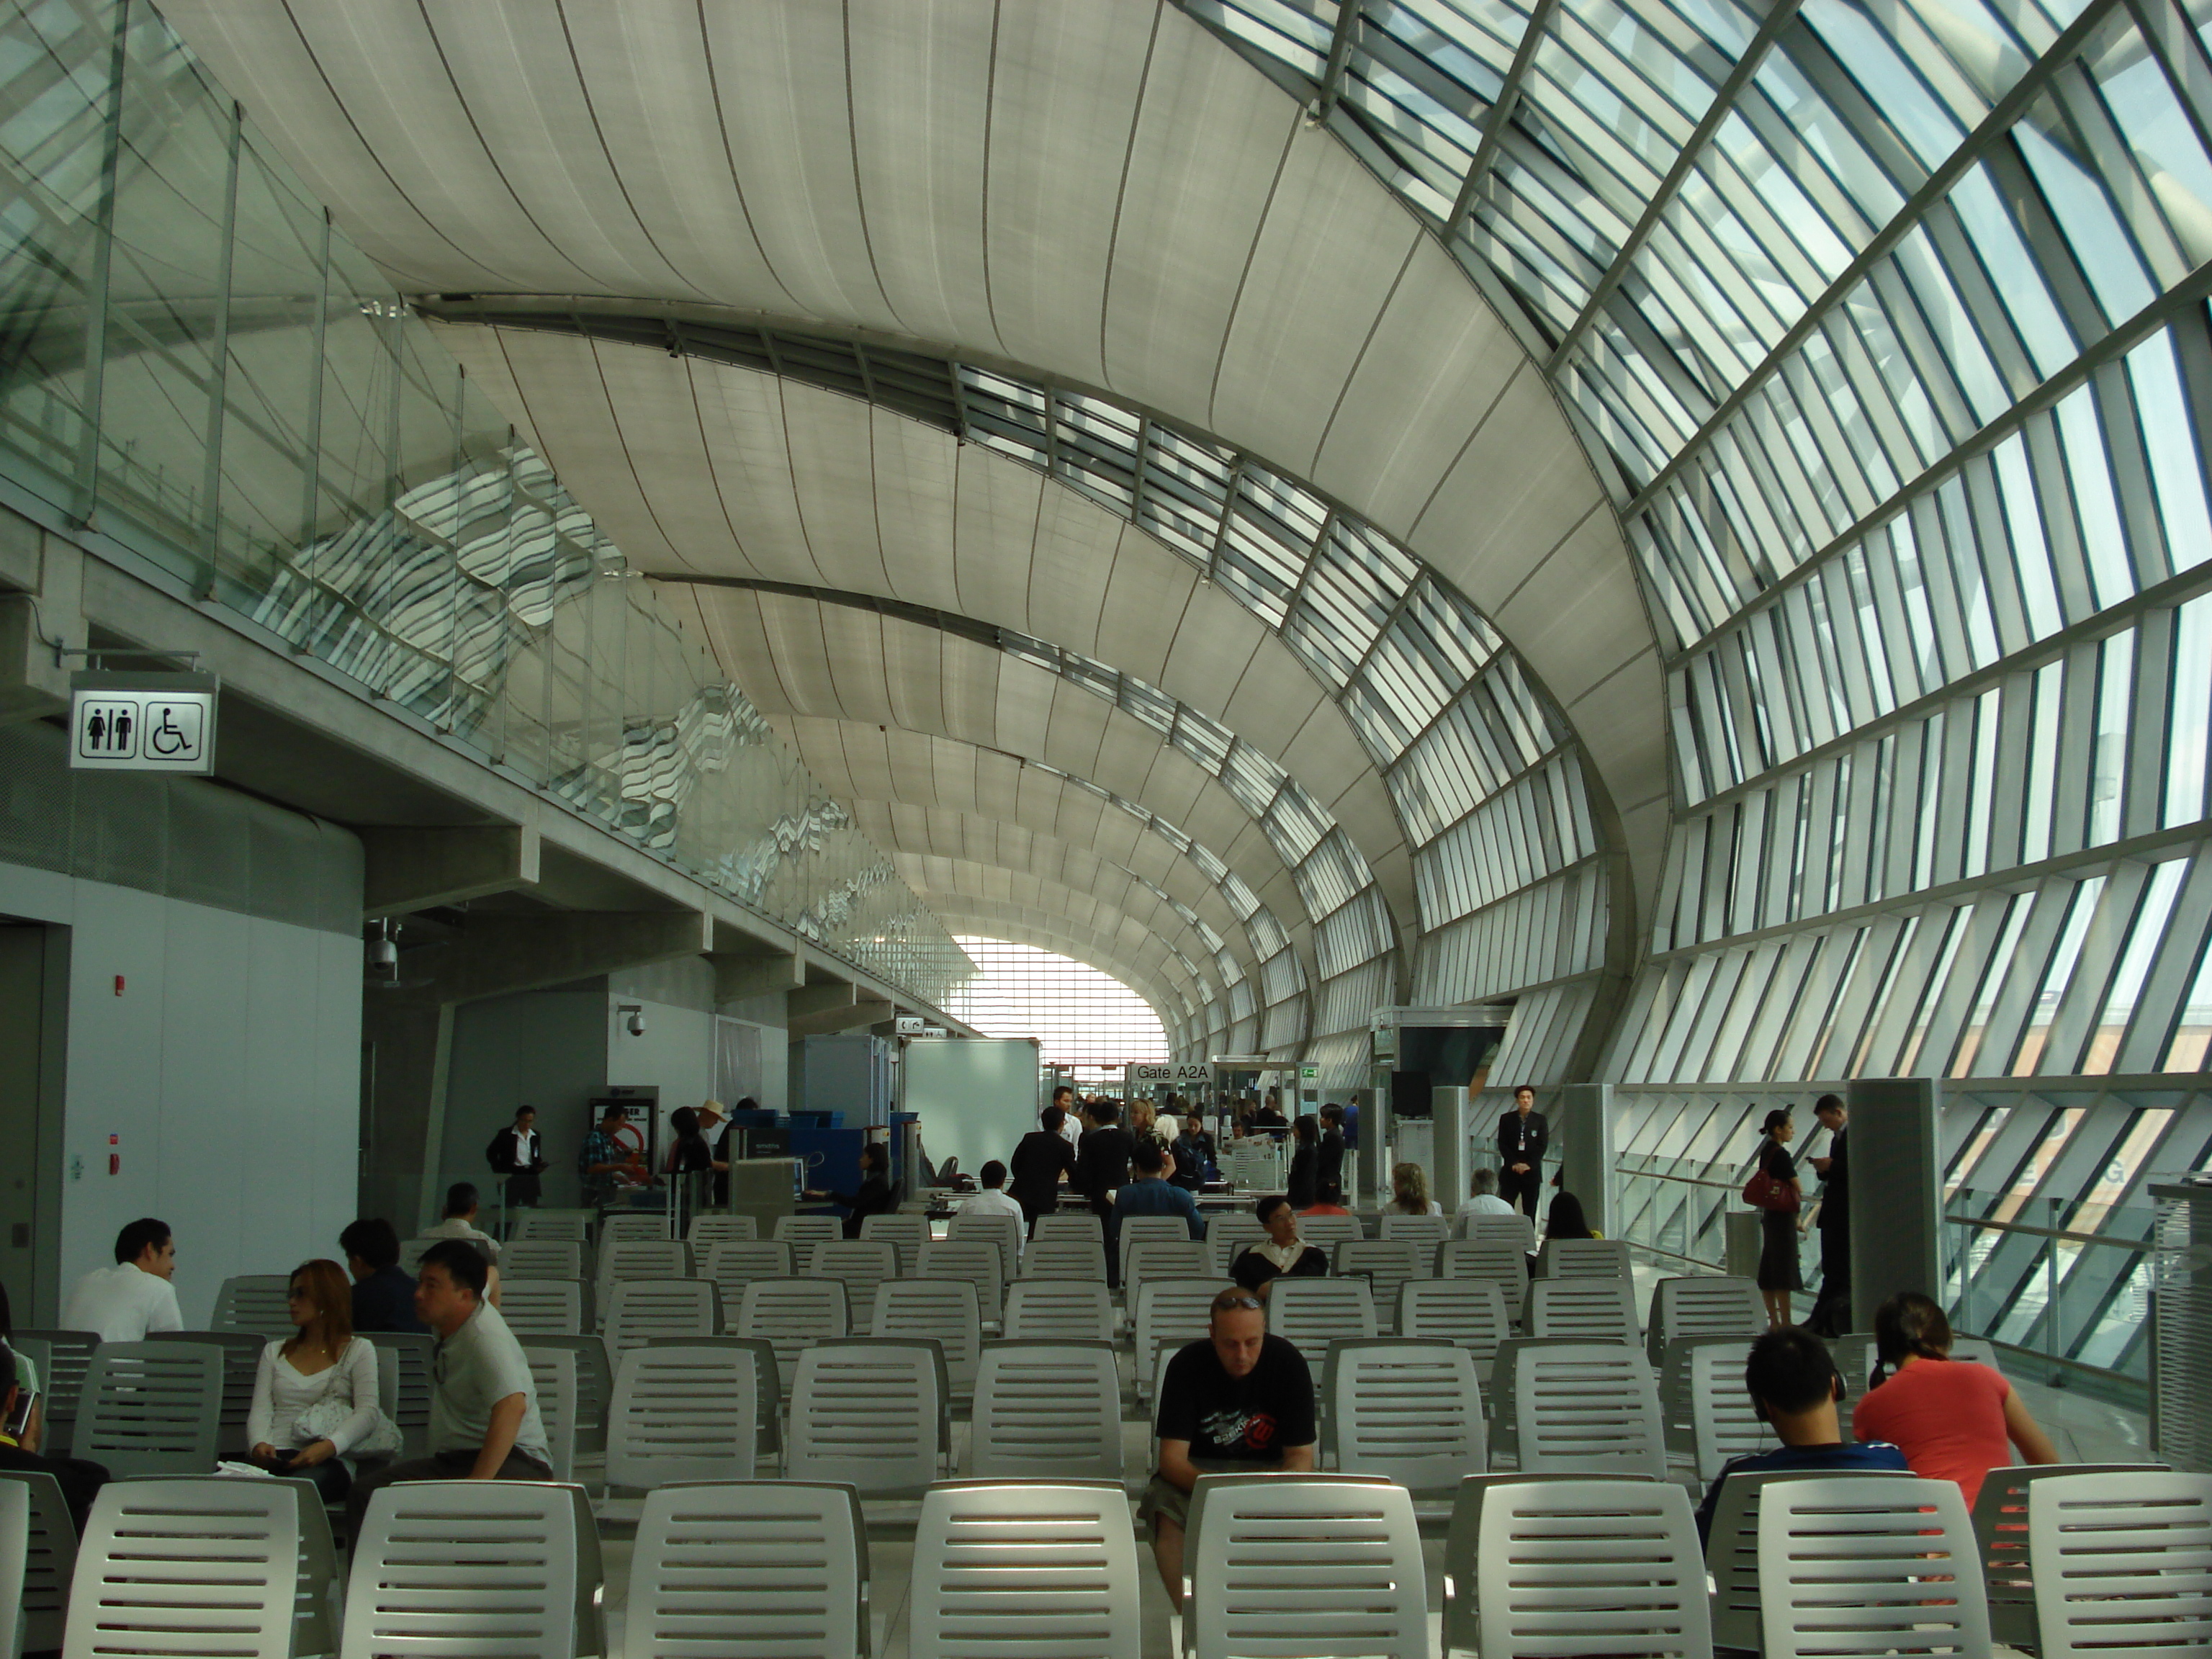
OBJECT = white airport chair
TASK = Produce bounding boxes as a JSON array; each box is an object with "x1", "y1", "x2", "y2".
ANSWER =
[
  {"x1": 1033, "y1": 1213, "x2": 1103, "y2": 1244},
  {"x1": 1646, "y1": 1275, "x2": 1764, "y2": 1363},
  {"x1": 871, "y1": 1278, "x2": 982, "y2": 1403},
  {"x1": 400, "y1": 1236, "x2": 493, "y2": 1274},
  {"x1": 1837, "y1": 1334, "x2": 2002, "y2": 1400},
  {"x1": 1117, "y1": 1215, "x2": 1200, "y2": 1285},
  {"x1": 1683, "y1": 1338, "x2": 1774, "y2": 1480},
  {"x1": 1264, "y1": 1277, "x2": 1378, "y2": 1374},
  {"x1": 501, "y1": 1239, "x2": 589, "y2": 1280},
  {"x1": 808, "y1": 1241, "x2": 899, "y2": 1336},
  {"x1": 1464, "y1": 1211, "x2": 1537, "y2": 1250},
  {"x1": 500, "y1": 1277, "x2": 590, "y2": 1337},
  {"x1": 372, "y1": 1331, "x2": 436, "y2": 1459},
  {"x1": 968, "y1": 1341, "x2": 1123, "y2": 1483},
  {"x1": 1437, "y1": 1238, "x2": 1530, "y2": 1310},
  {"x1": 341, "y1": 1480, "x2": 583, "y2": 1659},
  {"x1": 1296, "y1": 1213, "x2": 1365, "y2": 1251},
  {"x1": 1757, "y1": 1475, "x2": 1987, "y2": 1658},
  {"x1": 148, "y1": 1328, "x2": 261, "y2": 1457},
  {"x1": 595, "y1": 1238, "x2": 690, "y2": 1301},
  {"x1": 1323, "y1": 1339, "x2": 1485, "y2": 1498},
  {"x1": 1525, "y1": 1277, "x2": 1639, "y2": 1344},
  {"x1": 909, "y1": 1480, "x2": 1140, "y2": 1659},
  {"x1": 0, "y1": 1470, "x2": 76, "y2": 1656},
  {"x1": 64, "y1": 1478, "x2": 300, "y2": 1659},
  {"x1": 1655, "y1": 1334, "x2": 1755, "y2": 1449},
  {"x1": 1205, "y1": 1218, "x2": 1269, "y2": 1278},
  {"x1": 736, "y1": 1277, "x2": 849, "y2": 1395},
  {"x1": 1396, "y1": 1279, "x2": 1512, "y2": 1384},
  {"x1": 601, "y1": 1212, "x2": 672, "y2": 1244},
  {"x1": 1132, "y1": 1280, "x2": 1234, "y2": 1406},
  {"x1": 211, "y1": 1274, "x2": 295, "y2": 1340},
  {"x1": 1506, "y1": 1340, "x2": 1666, "y2": 1478},
  {"x1": 685, "y1": 1214, "x2": 758, "y2": 1249},
  {"x1": 1184, "y1": 1474, "x2": 1426, "y2": 1659},
  {"x1": 1020, "y1": 1237, "x2": 1107, "y2": 1282},
  {"x1": 1124, "y1": 1239, "x2": 1210, "y2": 1302},
  {"x1": 520, "y1": 1344, "x2": 579, "y2": 1483},
  {"x1": 513, "y1": 1209, "x2": 594, "y2": 1244},
  {"x1": 947, "y1": 1210, "x2": 1022, "y2": 1281},
  {"x1": 1535, "y1": 1236, "x2": 1633, "y2": 1279},
  {"x1": 604, "y1": 1346, "x2": 760, "y2": 1493},
  {"x1": 625, "y1": 1481, "x2": 869, "y2": 1659},
  {"x1": 1002, "y1": 1280, "x2": 1114, "y2": 1343},
  {"x1": 701, "y1": 1239, "x2": 794, "y2": 1299},
  {"x1": 787, "y1": 1340, "x2": 949, "y2": 1498},
  {"x1": 0, "y1": 1479, "x2": 25, "y2": 1659},
  {"x1": 775, "y1": 1214, "x2": 844, "y2": 1254},
  {"x1": 1331, "y1": 1240, "x2": 1425, "y2": 1331},
  {"x1": 1440, "y1": 1472, "x2": 1665, "y2": 1653},
  {"x1": 1377, "y1": 1213, "x2": 1449, "y2": 1253},
  {"x1": 1971, "y1": 1461, "x2": 2172, "y2": 1651},
  {"x1": 860, "y1": 1213, "x2": 931, "y2": 1279},
  {"x1": 4, "y1": 1332, "x2": 94, "y2": 1453},
  {"x1": 1704, "y1": 1467, "x2": 1918, "y2": 1651},
  {"x1": 918, "y1": 1240, "x2": 1004, "y2": 1328},
  {"x1": 603, "y1": 1277, "x2": 721, "y2": 1354},
  {"x1": 520, "y1": 1335, "x2": 611, "y2": 1457},
  {"x1": 1473, "y1": 1478, "x2": 1711, "y2": 1658},
  {"x1": 2025, "y1": 1468, "x2": 2211, "y2": 1658},
  {"x1": 73, "y1": 1341, "x2": 222, "y2": 1478}
]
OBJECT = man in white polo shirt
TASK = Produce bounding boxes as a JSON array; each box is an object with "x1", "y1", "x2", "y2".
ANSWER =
[
  {"x1": 62, "y1": 1218, "x2": 184, "y2": 1342},
  {"x1": 343, "y1": 1238, "x2": 550, "y2": 1539}
]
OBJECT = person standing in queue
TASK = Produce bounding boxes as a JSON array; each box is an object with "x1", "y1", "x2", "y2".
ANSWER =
[
  {"x1": 1169, "y1": 1112, "x2": 1215, "y2": 1192},
  {"x1": 483, "y1": 1106, "x2": 546, "y2": 1208},
  {"x1": 1497, "y1": 1084, "x2": 1549, "y2": 1218},
  {"x1": 1074, "y1": 1100, "x2": 1136, "y2": 1226},
  {"x1": 1805, "y1": 1094, "x2": 1851, "y2": 1336},
  {"x1": 1010, "y1": 1105, "x2": 1079, "y2": 1231},
  {"x1": 1316, "y1": 1104, "x2": 1347, "y2": 1202},
  {"x1": 1754, "y1": 1109, "x2": 1804, "y2": 1328}
]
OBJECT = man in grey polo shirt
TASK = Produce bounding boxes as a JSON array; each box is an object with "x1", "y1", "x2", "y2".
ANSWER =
[{"x1": 344, "y1": 1238, "x2": 551, "y2": 1539}]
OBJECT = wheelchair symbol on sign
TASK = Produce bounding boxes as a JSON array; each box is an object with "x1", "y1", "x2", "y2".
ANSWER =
[
  {"x1": 142, "y1": 701, "x2": 202, "y2": 762},
  {"x1": 149, "y1": 706, "x2": 187, "y2": 755}
]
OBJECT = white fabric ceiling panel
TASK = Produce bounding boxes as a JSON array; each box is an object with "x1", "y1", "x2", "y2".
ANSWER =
[
  {"x1": 872, "y1": 411, "x2": 962, "y2": 611},
  {"x1": 1331, "y1": 778, "x2": 1416, "y2": 914},
  {"x1": 844, "y1": 0, "x2": 999, "y2": 348},
  {"x1": 936, "y1": 621, "x2": 1004, "y2": 742},
  {"x1": 991, "y1": 655, "x2": 1057, "y2": 758},
  {"x1": 1092, "y1": 536, "x2": 1192, "y2": 685},
  {"x1": 1292, "y1": 703, "x2": 1380, "y2": 821},
  {"x1": 972, "y1": 745, "x2": 1022, "y2": 822},
  {"x1": 879, "y1": 608, "x2": 951, "y2": 738},
  {"x1": 674, "y1": 366, "x2": 819, "y2": 583},
  {"x1": 1309, "y1": 238, "x2": 1521, "y2": 531},
  {"x1": 950, "y1": 455, "x2": 1046, "y2": 631},
  {"x1": 1491, "y1": 515, "x2": 1653, "y2": 711},
  {"x1": 886, "y1": 726, "x2": 940, "y2": 811},
  {"x1": 1209, "y1": 125, "x2": 1422, "y2": 467},
  {"x1": 1154, "y1": 589, "x2": 1264, "y2": 716},
  {"x1": 583, "y1": 343, "x2": 740, "y2": 567},
  {"x1": 783, "y1": 392, "x2": 894, "y2": 595},
  {"x1": 752, "y1": 596, "x2": 840, "y2": 714},
  {"x1": 835, "y1": 725, "x2": 901, "y2": 805},
  {"x1": 1093, "y1": 719, "x2": 1169, "y2": 793},
  {"x1": 1040, "y1": 683, "x2": 1112, "y2": 780},
  {"x1": 814, "y1": 604, "x2": 897, "y2": 726},
  {"x1": 1100, "y1": 30, "x2": 1294, "y2": 415},
  {"x1": 1025, "y1": 487, "x2": 1128, "y2": 655},
  {"x1": 1218, "y1": 647, "x2": 1326, "y2": 761},
  {"x1": 1043, "y1": 778, "x2": 1107, "y2": 853}
]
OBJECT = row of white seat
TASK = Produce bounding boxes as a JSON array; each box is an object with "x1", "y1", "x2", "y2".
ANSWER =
[{"x1": 3, "y1": 1462, "x2": 2200, "y2": 1658}]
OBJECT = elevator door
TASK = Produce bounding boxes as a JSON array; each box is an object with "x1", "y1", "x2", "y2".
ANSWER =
[{"x1": 0, "y1": 923, "x2": 56, "y2": 1318}]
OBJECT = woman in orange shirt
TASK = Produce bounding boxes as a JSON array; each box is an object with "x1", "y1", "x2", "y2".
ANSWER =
[{"x1": 1852, "y1": 1292, "x2": 2057, "y2": 1507}]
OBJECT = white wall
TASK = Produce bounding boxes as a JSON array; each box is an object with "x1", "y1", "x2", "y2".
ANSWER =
[
  {"x1": 0, "y1": 858, "x2": 362, "y2": 1326},
  {"x1": 607, "y1": 962, "x2": 714, "y2": 1156}
]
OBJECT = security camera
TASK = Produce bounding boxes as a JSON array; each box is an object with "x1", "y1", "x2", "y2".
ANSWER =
[
  {"x1": 619, "y1": 1004, "x2": 645, "y2": 1037},
  {"x1": 366, "y1": 920, "x2": 398, "y2": 974}
]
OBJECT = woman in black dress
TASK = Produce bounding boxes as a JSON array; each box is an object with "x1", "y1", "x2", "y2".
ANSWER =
[
  {"x1": 1285, "y1": 1115, "x2": 1320, "y2": 1209},
  {"x1": 1753, "y1": 1108, "x2": 1803, "y2": 1327}
]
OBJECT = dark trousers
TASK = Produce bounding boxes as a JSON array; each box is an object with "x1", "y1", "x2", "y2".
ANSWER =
[
  {"x1": 1809, "y1": 1223, "x2": 1852, "y2": 1334},
  {"x1": 344, "y1": 1447, "x2": 553, "y2": 1541},
  {"x1": 1499, "y1": 1164, "x2": 1543, "y2": 1217}
]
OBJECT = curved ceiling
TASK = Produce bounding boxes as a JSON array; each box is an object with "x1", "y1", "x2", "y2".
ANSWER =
[
  {"x1": 930, "y1": 903, "x2": 1215, "y2": 1030},
  {"x1": 158, "y1": 0, "x2": 1670, "y2": 926}
]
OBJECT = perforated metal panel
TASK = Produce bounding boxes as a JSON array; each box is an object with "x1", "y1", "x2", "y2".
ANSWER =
[{"x1": 2153, "y1": 1186, "x2": 2212, "y2": 1472}]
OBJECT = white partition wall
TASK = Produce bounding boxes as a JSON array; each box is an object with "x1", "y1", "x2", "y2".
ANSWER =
[{"x1": 902, "y1": 1038, "x2": 1041, "y2": 1186}]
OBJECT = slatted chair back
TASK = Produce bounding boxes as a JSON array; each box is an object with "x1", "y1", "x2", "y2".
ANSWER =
[
  {"x1": 1117, "y1": 1215, "x2": 1198, "y2": 1284},
  {"x1": 1439, "y1": 1472, "x2": 1665, "y2": 1655},
  {"x1": 1133, "y1": 1279, "x2": 1236, "y2": 1406},
  {"x1": 1836, "y1": 1334, "x2": 2002, "y2": 1402},
  {"x1": 1324, "y1": 1339, "x2": 1486, "y2": 1496},
  {"x1": 1970, "y1": 1462, "x2": 2172, "y2": 1651},
  {"x1": 626, "y1": 1481, "x2": 868, "y2": 1659},
  {"x1": 516, "y1": 1335, "x2": 612, "y2": 1456},
  {"x1": 1757, "y1": 1476, "x2": 1987, "y2": 1658},
  {"x1": 500, "y1": 1239, "x2": 588, "y2": 1281},
  {"x1": 871, "y1": 1277, "x2": 982, "y2": 1401},
  {"x1": 1205, "y1": 1217, "x2": 1270, "y2": 1278},
  {"x1": 1466, "y1": 1210, "x2": 1537, "y2": 1251},
  {"x1": 341, "y1": 1480, "x2": 580, "y2": 1658},
  {"x1": 1647, "y1": 1275, "x2": 1765, "y2": 1363},
  {"x1": 512, "y1": 1209, "x2": 594, "y2": 1244},
  {"x1": 1509, "y1": 1340, "x2": 1666, "y2": 1478},
  {"x1": 498, "y1": 1277, "x2": 589, "y2": 1337},
  {"x1": 967, "y1": 1341, "x2": 1123, "y2": 1483},
  {"x1": 519, "y1": 1345, "x2": 579, "y2": 1482},
  {"x1": 1473, "y1": 1478, "x2": 1712, "y2": 1659},
  {"x1": 1686, "y1": 1339, "x2": 1774, "y2": 1480},
  {"x1": 702, "y1": 1239, "x2": 796, "y2": 1300},
  {"x1": 1437, "y1": 1237, "x2": 1530, "y2": 1308},
  {"x1": 211, "y1": 1274, "x2": 295, "y2": 1340},
  {"x1": 736, "y1": 1277, "x2": 850, "y2": 1394},
  {"x1": 0, "y1": 1470, "x2": 72, "y2": 1658},
  {"x1": 786, "y1": 1339, "x2": 948, "y2": 1496},
  {"x1": 1377, "y1": 1213, "x2": 1449, "y2": 1252},
  {"x1": 372, "y1": 1331, "x2": 436, "y2": 1459},
  {"x1": 1296, "y1": 1213, "x2": 1366, "y2": 1251},
  {"x1": 1020, "y1": 1237, "x2": 1107, "y2": 1282},
  {"x1": 909, "y1": 1480, "x2": 1141, "y2": 1659},
  {"x1": 1032, "y1": 1213, "x2": 1103, "y2": 1245},
  {"x1": 399, "y1": 1236, "x2": 494, "y2": 1274},
  {"x1": 1705, "y1": 1467, "x2": 1918, "y2": 1651},
  {"x1": 1002, "y1": 1280, "x2": 1114, "y2": 1343},
  {"x1": 147, "y1": 1329, "x2": 261, "y2": 1456},
  {"x1": 9, "y1": 1331, "x2": 96, "y2": 1457},
  {"x1": 642, "y1": 1336, "x2": 783, "y2": 1463},
  {"x1": 918, "y1": 1240, "x2": 1004, "y2": 1323},
  {"x1": 685, "y1": 1214, "x2": 758, "y2": 1249},
  {"x1": 1656, "y1": 1334, "x2": 1756, "y2": 1449},
  {"x1": 1264, "y1": 1277, "x2": 1378, "y2": 1373},
  {"x1": 1535, "y1": 1236, "x2": 1633, "y2": 1279},
  {"x1": 603, "y1": 1277, "x2": 721, "y2": 1354},
  {"x1": 1331, "y1": 1240, "x2": 1425, "y2": 1330},
  {"x1": 1526, "y1": 1276, "x2": 1639, "y2": 1344},
  {"x1": 1184, "y1": 1474, "x2": 1426, "y2": 1659},
  {"x1": 947, "y1": 1210, "x2": 1022, "y2": 1282},
  {"x1": 807, "y1": 1241, "x2": 900, "y2": 1336},
  {"x1": 601, "y1": 1212, "x2": 673, "y2": 1244},
  {"x1": 596, "y1": 1238, "x2": 690, "y2": 1299},
  {"x1": 858, "y1": 1213, "x2": 931, "y2": 1279},
  {"x1": 1396, "y1": 1279, "x2": 1512, "y2": 1382},
  {"x1": 1124, "y1": 1239, "x2": 1210, "y2": 1301},
  {"x1": 775, "y1": 1214, "x2": 845, "y2": 1254},
  {"x1": 0, "y1": 1479, "x2": 20, "y2": 1659},
  {"x1": 65, "y1": 1478, "x2": 300, "y2": 1659},
  {"x1": 605, "y1": 1344, "x2": 760, "y2": 1491},
  {"x1": 73, "y1": 1341, "x2": 222, "y2": 1478},
  {"x1": 2019, "y1": 1468, "x2": 2210, "y2": 1658}
]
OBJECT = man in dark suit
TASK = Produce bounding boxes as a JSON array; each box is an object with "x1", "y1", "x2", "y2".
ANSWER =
[
  {"x1": 1075, "y1": 1100, "x2": 1137, "y2": 1280},
  {"x1": 1496, "y1": 1084, "x2": 1548, "y2": 1218},
  {"x1": 1806, "y1": 1094, "x2": 1851, "y2": 1336}
]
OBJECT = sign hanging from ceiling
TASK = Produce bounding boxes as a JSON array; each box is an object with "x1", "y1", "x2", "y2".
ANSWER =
[
  {"x1": 69, "y1": 671, "x2": 219, "y2": 774},
  {"x1": 1125, "y1": 1062, "x2": 1215, "y2": 1092}
]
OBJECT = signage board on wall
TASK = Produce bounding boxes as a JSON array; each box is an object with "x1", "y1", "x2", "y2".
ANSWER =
[
  {"x1": 69, "y1": 671, "x2": 219, "y2": 773},
  {"x1": 1125, "y1": 1061, "x2": 1215, "y2": 1093},
  {"x1": 894, "y1": 1016, "x2": 925, "y2": 1035}
]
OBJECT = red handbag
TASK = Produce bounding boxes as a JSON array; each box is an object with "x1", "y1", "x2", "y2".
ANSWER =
[{"x1": 1743, "y1": 1166, "x2": 1799, "y2": 1213}]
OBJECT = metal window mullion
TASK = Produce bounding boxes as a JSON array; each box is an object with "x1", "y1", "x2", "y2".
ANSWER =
[
  {"x1": 194, "y1": 97, "x2": 243, "y2": 584},
  {"x1": 1441, "y1": 0, "x2": 1563, "y2": 239}
]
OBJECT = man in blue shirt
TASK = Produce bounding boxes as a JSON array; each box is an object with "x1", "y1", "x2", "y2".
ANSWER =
[
  {"x1": 1694, "y1": 1326, "x2": 1910, "y2": 1545},
  {"x1": 1110, "y1": 1138, "x2": 1205, "y2": 1256}
]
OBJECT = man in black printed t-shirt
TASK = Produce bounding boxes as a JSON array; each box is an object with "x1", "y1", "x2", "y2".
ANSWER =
[{"x1": 1139, "y1": 1287, "x2": 1317, "y2": 1606}]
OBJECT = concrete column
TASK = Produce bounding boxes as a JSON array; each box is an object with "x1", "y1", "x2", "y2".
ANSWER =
[
  {"x1": 1557, "y1": 1082, "x2": 1616, "y2": 1238},
  {"x1": 1351, "y1": 1086, "x2": 1383, "y2": 1208},
  {"x1": 1432, "y1": 1087, "x2": 1469, "y2": 1226},
  {"x1": 1846, "y1": 1076, "x2": 1943, "y2": 1332}
]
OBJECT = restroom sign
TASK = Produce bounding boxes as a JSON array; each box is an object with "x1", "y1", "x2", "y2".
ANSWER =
[{"x1": 70, "y1": 672, "x2": 218, "y2": 774}]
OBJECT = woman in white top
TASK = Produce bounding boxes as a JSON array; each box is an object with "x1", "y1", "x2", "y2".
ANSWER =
[
  {"x1": 247, "y1": 1259, "x2": 379, "y2": 1500},
  {"x1": 1387, "y1": 1162, "x2": 1444, "y2": 1216}
]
